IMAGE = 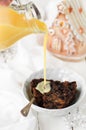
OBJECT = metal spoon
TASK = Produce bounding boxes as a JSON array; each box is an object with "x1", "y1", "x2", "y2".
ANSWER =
[{"x1": 21, "y1": 97, "x2": 35, "y2": 117}]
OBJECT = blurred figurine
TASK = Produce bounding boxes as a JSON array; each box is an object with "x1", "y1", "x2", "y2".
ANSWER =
[{"x1": 47, "y1": 0, "x2": 86, "y2": 60}]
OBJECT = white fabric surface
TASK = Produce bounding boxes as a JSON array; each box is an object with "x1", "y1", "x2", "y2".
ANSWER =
[{"x1": 0, "y1": 68, "x2": 38, "y2": 130}]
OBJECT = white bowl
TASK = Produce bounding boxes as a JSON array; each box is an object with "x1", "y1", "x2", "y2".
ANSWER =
[{"x1": 23, "y1": 68, "x2": 86, "y2": 116}]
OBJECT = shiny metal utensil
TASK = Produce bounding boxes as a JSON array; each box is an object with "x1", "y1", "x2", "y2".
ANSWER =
[{"x1": 21, "y1": 97, "x2": 35, "y2": 117}]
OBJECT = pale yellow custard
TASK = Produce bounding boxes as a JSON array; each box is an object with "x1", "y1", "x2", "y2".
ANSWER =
[
  {"x1": 43, "y1": 33, "x2": 48, "y2": 85},
  {"x1": 36, "y1": 81, "x2": 51, "y2": 94}
]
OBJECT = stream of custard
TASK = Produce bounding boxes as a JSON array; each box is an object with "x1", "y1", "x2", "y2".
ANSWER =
[{"x1": 43, "y1": 32, "x2": 48, "y2": 86}]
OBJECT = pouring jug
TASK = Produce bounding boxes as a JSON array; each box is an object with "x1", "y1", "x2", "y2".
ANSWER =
[{"x1": 0, "y1": 3, "x2": 47, "y2": 51}]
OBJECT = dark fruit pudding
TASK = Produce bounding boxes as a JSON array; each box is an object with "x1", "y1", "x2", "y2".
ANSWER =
[{"x1": 27, "y1": 78, "x2": 77, "y2": 109}]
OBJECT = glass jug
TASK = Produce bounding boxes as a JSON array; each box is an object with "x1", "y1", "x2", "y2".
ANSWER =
[{"x1": 0, "y1": 0, "x2": 47, "y2": 63}]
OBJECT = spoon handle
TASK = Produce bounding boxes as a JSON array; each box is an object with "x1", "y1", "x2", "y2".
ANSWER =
[
  {"x1": 71, "y1": 126, "x2": 74, "y2": 130},
  {"x1": 21, "y1": 97, "x2": 35, "y2": 117}
]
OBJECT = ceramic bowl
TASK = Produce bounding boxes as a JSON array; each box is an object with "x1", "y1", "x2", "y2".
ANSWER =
[{"x1": 23, "y1": 68, "x2": 86, "y2": 116}]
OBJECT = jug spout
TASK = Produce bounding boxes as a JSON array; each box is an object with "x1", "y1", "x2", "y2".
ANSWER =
[{"x1": 26, "y1": 18, "x2": 47, "y2": 34}]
